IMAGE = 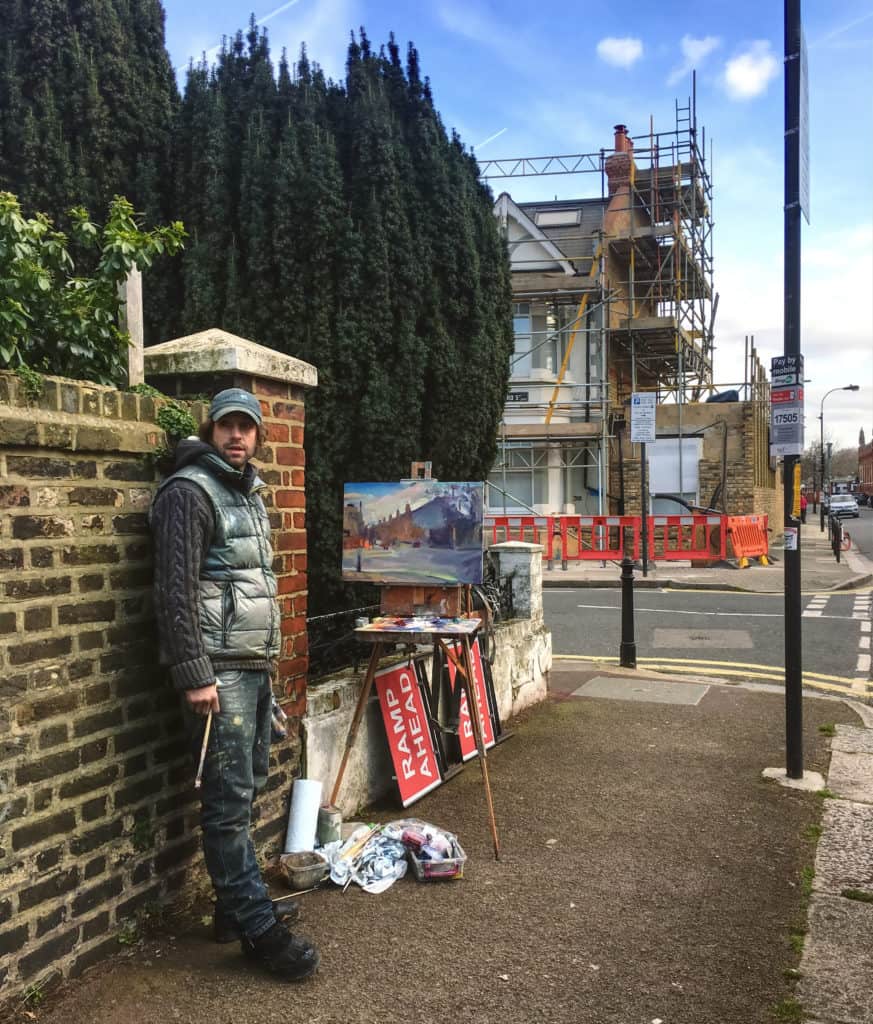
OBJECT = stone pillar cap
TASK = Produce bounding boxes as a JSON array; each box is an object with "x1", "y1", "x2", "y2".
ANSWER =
[
  {"x1": 491, "y1": 541, "x2": 544, "y2": 553},
  {"x1": 144, "y1": 328, "x2": 317, "y2": 389}
]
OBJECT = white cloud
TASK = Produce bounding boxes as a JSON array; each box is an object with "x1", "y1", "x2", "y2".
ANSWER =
[
  {"x1": 667, "y1": 34, "x2": 720, "y2": 86},
  {"x1": 596, "y1": 37, "x2": 643, "y2": 69},
  {"x1": 722, "y1": 41, "x2": 779, "y2": 100}
]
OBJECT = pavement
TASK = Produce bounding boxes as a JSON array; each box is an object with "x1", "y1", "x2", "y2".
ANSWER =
[
  {"x1": 23, "y1": 666, "x2": 873, "y2": 1022},
  {"x1": 540, "y1": 517, "x2": 873, "y2": 594},
  {"x1": 14, "y1": 523, "x2": 873, "y2": 1024}
]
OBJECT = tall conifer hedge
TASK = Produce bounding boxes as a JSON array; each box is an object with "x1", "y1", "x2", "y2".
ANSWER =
[
  {"x1": 0, "y1": 0, "x2": 179, "y2": 331},
  {"x1": 171, "y1": 24, "x2": 513, "y2": 613},
  {"x1": 0, "y1": 8, "x2": 514, "y2": 615}
]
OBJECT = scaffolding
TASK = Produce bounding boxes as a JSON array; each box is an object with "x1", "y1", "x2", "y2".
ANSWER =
[
  {"x1": 483, "y1": 78, "x2": 716, "y2": 516},
  {"x1": 482, "y1": 78, "x2": 715, "y2": 413}
]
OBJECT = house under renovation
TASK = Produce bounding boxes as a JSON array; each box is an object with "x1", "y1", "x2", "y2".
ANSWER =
[{"x1": 485, "y1": 94, "x2": 782, "y2": 532}]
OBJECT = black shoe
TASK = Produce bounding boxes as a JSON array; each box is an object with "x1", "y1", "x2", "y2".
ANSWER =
[
  {"x1": 214, "y1": 899, "x2": 300, "y2": 944},
  {"x1": 242, "y1": 922, "x2": 320, "y2": 982}
]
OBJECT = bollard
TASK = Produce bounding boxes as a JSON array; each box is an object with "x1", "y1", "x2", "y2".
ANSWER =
[{"x1": 619, "y1": 547, "x2": 637, "y2": 669}]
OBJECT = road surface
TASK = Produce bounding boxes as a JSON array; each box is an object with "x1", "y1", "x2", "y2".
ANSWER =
[{"x1": 544, "y1": 584, "x2": 872, "y2": 698}]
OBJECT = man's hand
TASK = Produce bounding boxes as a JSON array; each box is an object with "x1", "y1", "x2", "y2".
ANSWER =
[{"x1": 185, "y1": 684, "x2": 220, "y2": 715}]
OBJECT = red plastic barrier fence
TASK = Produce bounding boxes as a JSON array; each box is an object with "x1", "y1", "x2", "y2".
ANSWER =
[
  {"x1": 484, "y1": 515, "x2": 551, "y2": 550},
  {"x1": 554, "y1": 516, "x2": 642, "y2": 563},
  {"x1": 485, "y1": 515, "x2": 641, "y2": 562},
  {"x1": 486, "y1": 514, "x2": 728, "y2": 564},
  {"x1": 647, "y1": 514, "x2": 727, "y2": 562}
]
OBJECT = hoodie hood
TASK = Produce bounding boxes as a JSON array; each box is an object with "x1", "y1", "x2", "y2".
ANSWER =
[{"x1": 170, "y1": 438, "x2": 259, "y2": 494}]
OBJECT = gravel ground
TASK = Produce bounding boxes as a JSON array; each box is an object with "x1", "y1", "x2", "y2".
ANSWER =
[{"x1": 21, "y1": 682, "x2": 859, "y2": 1024}]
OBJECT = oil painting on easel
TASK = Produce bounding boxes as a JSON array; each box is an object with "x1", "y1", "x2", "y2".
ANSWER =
[{"x1": 342, "y1": 481, "x2": 484, "y2": 585}]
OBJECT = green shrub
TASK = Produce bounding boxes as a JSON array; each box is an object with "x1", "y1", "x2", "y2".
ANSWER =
[{"x1": 0, "y1": 192, "x2": 184, "y2": 385}]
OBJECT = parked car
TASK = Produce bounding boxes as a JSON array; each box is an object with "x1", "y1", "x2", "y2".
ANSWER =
[{"x1": 829, "y1": 494, "x2": 860, "y2": 518}]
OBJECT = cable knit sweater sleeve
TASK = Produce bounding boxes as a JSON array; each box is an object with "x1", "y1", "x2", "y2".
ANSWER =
[{"x1": 151, "y1": 481, "x2": 216, "y2": 691}]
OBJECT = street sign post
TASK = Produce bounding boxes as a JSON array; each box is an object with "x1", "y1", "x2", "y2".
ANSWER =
[
  {"x1": 783, "y1": 0, "x2": 806, "y2": 780},
  {"x1": 631, "y1": 393, "x2": 656, "y2": 575}
]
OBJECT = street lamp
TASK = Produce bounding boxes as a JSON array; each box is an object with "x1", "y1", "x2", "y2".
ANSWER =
[{"x1": 819, "y1": 385, "x2": 860, "y2": 531}]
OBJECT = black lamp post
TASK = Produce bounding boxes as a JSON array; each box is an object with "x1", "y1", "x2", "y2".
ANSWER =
[{"x1": 819, "y1": 385, "x2": 860, "y2": 531}]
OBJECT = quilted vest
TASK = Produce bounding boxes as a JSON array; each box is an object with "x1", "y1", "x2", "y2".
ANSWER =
[{"x1": 157, "y1": 461, "x2": 280, "y2": 662}]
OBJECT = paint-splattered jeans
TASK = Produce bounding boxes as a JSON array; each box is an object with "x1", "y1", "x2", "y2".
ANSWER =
[{"x1": 184, "y1": 669, "x2": 275, "y2": 940}]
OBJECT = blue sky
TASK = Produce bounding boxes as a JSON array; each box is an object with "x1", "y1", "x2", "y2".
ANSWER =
[{"x1": 162, "y1": 0, "x2": 873, "y2": 451}]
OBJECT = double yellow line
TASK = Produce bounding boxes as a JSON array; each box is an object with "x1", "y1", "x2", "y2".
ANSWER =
[{"x1": 555, "y1": 654, "x2": 871, "y2": 698}]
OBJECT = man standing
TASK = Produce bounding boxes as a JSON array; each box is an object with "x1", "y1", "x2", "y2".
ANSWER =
[{"x1": 150, "y1": 387, "x2": 320, "y2": 982}]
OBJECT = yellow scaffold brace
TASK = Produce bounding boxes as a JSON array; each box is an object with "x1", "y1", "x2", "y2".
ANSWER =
[{"x1": 544, "y1": 243, "x2": 603, "y2": 425}]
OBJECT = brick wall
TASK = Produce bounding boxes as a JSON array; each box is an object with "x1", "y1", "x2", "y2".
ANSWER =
[
  {"x1": 612, "y1": 401, "x2": 781, "y2": 521},
  {"x1": 0, "y1": 369, "x2": 308, "y2": 1003}
]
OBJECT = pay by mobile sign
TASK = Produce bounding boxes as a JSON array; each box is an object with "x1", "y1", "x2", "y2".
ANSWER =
[{"x1": 770, "y1": 355, "x2": 804, "y2": 456}]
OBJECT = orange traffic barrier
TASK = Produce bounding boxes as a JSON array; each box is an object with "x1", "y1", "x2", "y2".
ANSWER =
[{"x1": 725, "y1": 515, "x2": 770, "y2": 568}]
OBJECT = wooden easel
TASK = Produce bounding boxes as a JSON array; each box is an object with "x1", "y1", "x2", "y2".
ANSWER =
[{"x1": 329, "y1": 587, "x2": 501, "y2": 860}]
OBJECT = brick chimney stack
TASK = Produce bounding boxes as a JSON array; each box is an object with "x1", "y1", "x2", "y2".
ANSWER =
[
  {"x1": 613, "y1": 124, "x2": 633, "y2": 153},
  {"x1": 605, "y1": 123, "x2": 635, "y2": 195}
]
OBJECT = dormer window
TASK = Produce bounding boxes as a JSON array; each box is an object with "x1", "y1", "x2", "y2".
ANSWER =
[{"x1": 534, "y1": 209, "x2": 581, "y2": 228}]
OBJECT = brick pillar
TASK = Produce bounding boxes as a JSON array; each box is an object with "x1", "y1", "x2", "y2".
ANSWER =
[{"x1": 143, "y1": 328, "x2": 317, "y2": 718}]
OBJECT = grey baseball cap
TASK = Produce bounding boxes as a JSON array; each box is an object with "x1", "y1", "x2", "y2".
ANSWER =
[{"x1": 208, "y1": 388, "x2": 263, "y2": 425}]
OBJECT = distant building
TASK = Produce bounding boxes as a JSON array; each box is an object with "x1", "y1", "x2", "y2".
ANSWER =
[{"x1": 858, "y1": 438, "x2": 872, "y2": 498}]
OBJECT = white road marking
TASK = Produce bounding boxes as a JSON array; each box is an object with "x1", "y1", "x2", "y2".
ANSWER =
[
  {"x1": 860, "y1": 635, "x2": 871, "y2": 651},
  {"x1": 863, "y1": 621, "x2": 872, "y2": 634},
  {"x1": 857, "y1": 653, "x2": 871, "y2": 674},
  {"x1": 576, "y1": 603, "x2": 858, "y2": 621},
  {"x1": 577, "y1": 603, "x2": 782, "y2": 618},
  {"x1": 803, "y1": 596, "x2": 828, "y2": 618}
]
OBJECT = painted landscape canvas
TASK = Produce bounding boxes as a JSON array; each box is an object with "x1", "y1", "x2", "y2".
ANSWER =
[{"x1": 342, "y1": 481, "x2": 484, "y2": 585}]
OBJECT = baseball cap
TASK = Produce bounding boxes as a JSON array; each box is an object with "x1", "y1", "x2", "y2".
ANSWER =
[{"x1": 208, "y1": 388, "x2": 263, "y2": 425}]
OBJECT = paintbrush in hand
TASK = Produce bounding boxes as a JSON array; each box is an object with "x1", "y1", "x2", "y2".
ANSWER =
[{"x1": 194, "y1": 710, "x2": 213, "y2": 789}]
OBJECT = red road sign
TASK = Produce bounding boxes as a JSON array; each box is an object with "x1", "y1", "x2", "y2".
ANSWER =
[{"x1": 375, "y1": 661, "x2": 442, "y2": 806}]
